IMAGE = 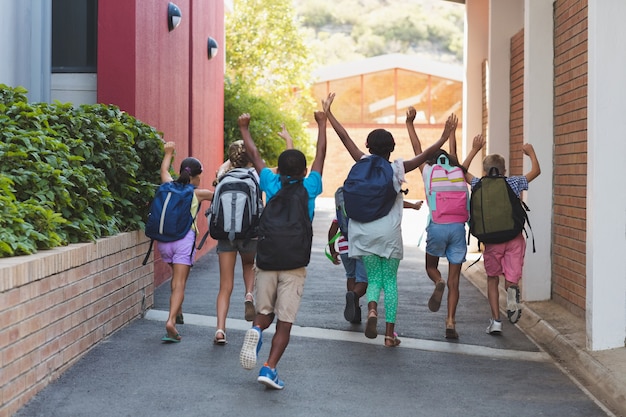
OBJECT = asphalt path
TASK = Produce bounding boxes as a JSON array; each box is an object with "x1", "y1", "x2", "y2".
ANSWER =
[{"x1": 14, "y1": 199, "x2": 613, "y2": 417}]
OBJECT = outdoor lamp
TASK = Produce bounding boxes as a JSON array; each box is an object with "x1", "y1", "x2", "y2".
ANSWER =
[
  {"x1": 208, "y1": 37, "x2": 219, "y2": 60},
  {"x1": 168, "y1": 2, "x2": 182, "y2": 31}
]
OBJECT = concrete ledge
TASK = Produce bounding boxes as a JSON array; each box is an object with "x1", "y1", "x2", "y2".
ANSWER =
[{"x1": 462, "y1": 260, "x2": 626, "y2": 417}]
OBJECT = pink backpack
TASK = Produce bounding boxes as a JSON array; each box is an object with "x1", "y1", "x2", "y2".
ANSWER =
[{"x1": 424, "y1": 154, "x2": 469, "y2": 224}]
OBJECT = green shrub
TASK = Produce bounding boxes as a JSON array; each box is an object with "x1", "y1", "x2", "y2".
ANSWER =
[{"x1": 0, "y1": 84, "x2": 163, "y2": 257}]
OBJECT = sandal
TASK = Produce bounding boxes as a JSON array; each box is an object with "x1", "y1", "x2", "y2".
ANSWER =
[
  {"x1": 445, "y1": 320, "x2": 459, "y2": 340},
  {"x1": 365, "y1": 309, "x2": 378, "y2": 339},
  {"x1": 244, "y1": 292, "x2": 255, "y2": 322},
  {"x1": 384, "y1": 332, "x2": 401, "y2": 347},
  {"x1": 428, "y1": 280, "x2": 446, "y2": 312},
  {"x1": 213, "y1": 329, "x2": 227, "y2": 345},
  {"x1": 176, "y1": 313, "x2": 184, "y2": 325}
]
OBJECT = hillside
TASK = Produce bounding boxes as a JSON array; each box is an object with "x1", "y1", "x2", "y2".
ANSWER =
[{"x1": 293, "y1": 0, "x2": 464, "y2": 69}]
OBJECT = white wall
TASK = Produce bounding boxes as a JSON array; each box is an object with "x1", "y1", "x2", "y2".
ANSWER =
[
  {"x1": 486, "y1": 0, "x2": 523, "y2": 158},
  {"x1": 51, "y1": 74, "x2": 97, "y2": 105},
  {"x1": 462, "y1": 0, "x2": 489, "y2": 201},
  {"x1": 0, "y1": 0, "x2": 51, "y2": 102},
  {"x1": 586, "y1": 0, "x2": 626, "y2": 351},
  {"x1": 521, "y1": 0, "x2": 554, "y2": 302}
]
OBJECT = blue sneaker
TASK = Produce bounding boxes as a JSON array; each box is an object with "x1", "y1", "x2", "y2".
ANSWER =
[
  {"x1": 257, "y1": 364, "x2": 284, "y2": 390},
  {"x1": 240, "y1": 326, "x2": 262, "y2": 370}
]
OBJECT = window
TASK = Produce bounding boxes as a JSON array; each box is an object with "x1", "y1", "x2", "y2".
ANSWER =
[{"x1": 52, "y1": 0, "x2": 98, "y2": 73}]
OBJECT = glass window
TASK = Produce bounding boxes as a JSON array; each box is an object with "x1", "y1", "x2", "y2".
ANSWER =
[
  {"x1": 363, "y1": 70, "x2": 395, "y2": 124},
  {"x1": 328, "y1": 77, "x2": 362, "y2": 124},
  {"x1": 52, "y1": 0, "x2": 98, "y2": 73},
  {"x1": 396, "y1": 70, "x2": 431, "y2": 124}
]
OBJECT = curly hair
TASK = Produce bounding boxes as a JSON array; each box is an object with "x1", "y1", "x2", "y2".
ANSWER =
[{"x1": 366, "y1": 129, "x2": 395, "y2": 157}]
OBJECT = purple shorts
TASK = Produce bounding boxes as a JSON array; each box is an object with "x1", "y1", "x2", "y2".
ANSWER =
[{"x1": 157, "y1": 229, "x2": 196, "y2": 266}]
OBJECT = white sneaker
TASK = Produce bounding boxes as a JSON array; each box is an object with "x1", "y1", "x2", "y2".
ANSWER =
[
  {"x1": 506, "y1": 286, "x2": 522, "y2": 324},
  {"x1": 486, "y1": 319, "x2": 502, "y2": 334}
]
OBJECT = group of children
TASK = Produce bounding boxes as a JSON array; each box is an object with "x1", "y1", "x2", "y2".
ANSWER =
[{"x1": 155, "y1": 92, "x2": 541, "y2": 390}]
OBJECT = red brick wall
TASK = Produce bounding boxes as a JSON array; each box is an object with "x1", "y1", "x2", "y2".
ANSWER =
[
  {"x1": 552, "y1": 0, "x2": 588, "y2": 315},
  {"x1": 0, "y1": 233, "x2": 153, "y2": 417},
  {"x1": 510, "y1": 30, "x2": 525, "y2": 176}
]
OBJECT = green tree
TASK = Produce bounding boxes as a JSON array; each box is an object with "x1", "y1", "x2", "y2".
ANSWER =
[{"x1": 224, "y1": 0, "x2": 316, "y2": 163}]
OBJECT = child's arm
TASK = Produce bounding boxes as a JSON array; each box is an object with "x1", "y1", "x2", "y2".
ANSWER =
[
  {"x1": 238, "y1": 113, "x2": 267, "y2": 174},
  {"x1": 403, "y1": 114, "x2": 455, "y2": 173},
  {"x1": 323, "y1": 93, "x2": 365, "y2": 161},
  {"x1": 160, "y1": 141, "x2": 175, "y2": 183},
  {"x1": 310, "y1": 110, "x2": 328, "y2": 175},
  {"x1": 405, "y1": 107, "x2": 425, "y2": 172},
  {"x1": 462, "y1": 134, "x2": 485, "y2": 183},
  {"x1": 448, "y1": 114, "x2": 459, "y2": 160},
  {"x1": 522, "y1": 143, "x2": 541, "y2": 182},
  {"x1": 277, "y1": 123, "x2": 294, "y2": 150},
  {"x1": 403, "y1": 200, "x2": 424, "y2": 210},
  {"x1": 327, "y1": 221, "x2": 340, "y2": 265},
  {"x1": 195, "y1": 189, "x2": 214, "y2": 203}
]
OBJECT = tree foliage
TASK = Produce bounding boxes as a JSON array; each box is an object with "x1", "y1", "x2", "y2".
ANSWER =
[
  {"x1": 224, "y1": 0, "x2": 316, "y2": 163},
  {"x1": 295, "y1": 0, "x2": 464, "y2": 66}
]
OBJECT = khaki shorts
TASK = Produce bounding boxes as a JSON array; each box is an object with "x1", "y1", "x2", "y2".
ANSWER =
[{"x1": 254, "y1": 266, "x2": 306, "y2": 323}]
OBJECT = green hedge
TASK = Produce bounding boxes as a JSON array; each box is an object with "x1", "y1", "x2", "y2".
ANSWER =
[{"x1": 0, "y1": 85, "x2": 164, "y2": 257}]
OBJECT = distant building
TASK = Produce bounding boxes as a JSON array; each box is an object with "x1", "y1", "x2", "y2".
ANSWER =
[{"x1": 312, "y1": 54, "x2": 463, "y2": 201}]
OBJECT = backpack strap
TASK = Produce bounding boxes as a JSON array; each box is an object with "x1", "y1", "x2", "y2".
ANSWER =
[
  {"x1": 142, "y1": 239, "x2": 155, "y2": 265},
  {"x1": 324, "y1": 231, "x2": 342, "y2": 263}
]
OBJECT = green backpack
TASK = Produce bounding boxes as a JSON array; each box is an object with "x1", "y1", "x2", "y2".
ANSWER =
[{"x1": 469, "y1": 168, "x2": 534, "y2": 251}]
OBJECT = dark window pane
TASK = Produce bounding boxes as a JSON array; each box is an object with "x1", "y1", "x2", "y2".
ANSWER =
[{"x1": 52, "y1": 0, "x2": 98, "y2": 72}]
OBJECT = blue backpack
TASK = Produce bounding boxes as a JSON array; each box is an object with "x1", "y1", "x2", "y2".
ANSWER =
[
  {"x1": 142, "y1": 181, "x2": 197, "y2": 265},
  {"x1": 342, "y1": 155, "x2": 397, "y2": 223}
]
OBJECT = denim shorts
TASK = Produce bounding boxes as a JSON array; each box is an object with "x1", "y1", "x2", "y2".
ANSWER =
[
  {"x1": 216, "y1": 238, "x2": 257, "y2": 254},
  {"x1": 339, "y1": 253, "x2": 368, "y2": 283},
  {"x1": 157, "y1": 229, "x2": 196, "y2": 266},
  {"x1": 425, "y1": 222, "x2": 467, "y2": 265}
]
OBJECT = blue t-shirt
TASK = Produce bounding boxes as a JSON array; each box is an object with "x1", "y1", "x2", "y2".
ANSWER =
[{"x1": 259, "y1": 168, "x2": 323, "y2": 220}]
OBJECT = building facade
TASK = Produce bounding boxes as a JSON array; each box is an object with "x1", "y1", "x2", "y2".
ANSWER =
[{"x1": 0, "y1": 0, "x2": 227, "y2": 286}]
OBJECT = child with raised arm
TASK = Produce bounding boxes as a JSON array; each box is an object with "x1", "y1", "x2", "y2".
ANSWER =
[
  {"x1": 238, "y1": 110, "x2": 327, "y2": 390},
  {"x1": 158, "y1": 142, "x2": 213, "y2": 343},
  {"x1": 463, "y1": 135, "x2": 541, "y2": 334},
  {"x1": 324, "y1": 92, "x2": 454, "y2": 347},
  {"x1": 406, "y1": 107, "x2": 468, "y2": 339}
]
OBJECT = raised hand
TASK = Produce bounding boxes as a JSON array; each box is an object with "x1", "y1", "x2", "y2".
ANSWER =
[
  {"x1": 237, "y1": 113, "x2": 251, "y2": 128},
  {"x1": 406, "y1": 107, "x2": 416, "y2": 123},
  {"x1": 472, "y1": 134, "x2": 485, "y2": 151},
  {"x1": 322, "y1": 93, "x2": 335, "y2": 113}
]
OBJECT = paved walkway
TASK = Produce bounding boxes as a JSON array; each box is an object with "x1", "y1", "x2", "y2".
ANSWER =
[{"x1": 13, "y1": 198, "x2": 625, "y2": 417}]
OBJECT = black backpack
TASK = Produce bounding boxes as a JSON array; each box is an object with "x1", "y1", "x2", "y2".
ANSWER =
[
  {"x1": 469, "y1": 168, "x2": 534, "y2": 250},
  {"x1": 255, "y1": 176, "x2": 312, "y2": 271}
]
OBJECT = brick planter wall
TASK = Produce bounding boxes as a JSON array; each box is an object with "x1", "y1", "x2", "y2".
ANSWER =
[{"x1": 0, "y1": 231, "x2": 154, "y2": 417}]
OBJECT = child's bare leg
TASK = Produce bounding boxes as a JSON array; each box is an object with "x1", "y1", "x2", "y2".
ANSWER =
[{"x1": 487, "y1": 275, "x2": 500, "y2": 319}]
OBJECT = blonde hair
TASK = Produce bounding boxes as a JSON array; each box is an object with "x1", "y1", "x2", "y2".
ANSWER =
[
  {"x1": 483, "y1": 154, "x2": 506, "y2": 176},
  {"x1": 228, "y1": 140, "x2": 250, "y2": 168}
]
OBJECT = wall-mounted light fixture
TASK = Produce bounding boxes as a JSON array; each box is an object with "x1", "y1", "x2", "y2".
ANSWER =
[
  {"x1": 168, "y1": 2, "x2": 182, "y2": 31},
  {"x1": 207, "y1": 37, "x2": 219, "y2": 60}
]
